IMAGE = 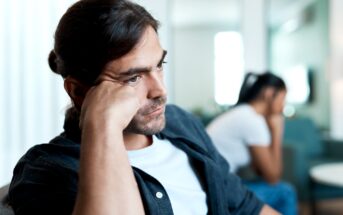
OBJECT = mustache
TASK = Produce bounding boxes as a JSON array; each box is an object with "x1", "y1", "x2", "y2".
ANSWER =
[{"x1": 138, "y1": 96, "x2": 167, "y2": 115}]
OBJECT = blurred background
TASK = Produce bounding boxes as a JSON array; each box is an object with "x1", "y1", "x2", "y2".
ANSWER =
[{"x1": 1, "y1": 0, "x2": 343, "y2": 214}]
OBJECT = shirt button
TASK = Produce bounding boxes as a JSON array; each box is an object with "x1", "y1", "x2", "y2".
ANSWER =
[{"x1": 156, "y1": 191, "x2": 163, "y2": 199}]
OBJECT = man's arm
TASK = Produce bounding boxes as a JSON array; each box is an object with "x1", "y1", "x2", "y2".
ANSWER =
[{"x1": 72, "y1": 81, "x2": 145, "y2": 215}]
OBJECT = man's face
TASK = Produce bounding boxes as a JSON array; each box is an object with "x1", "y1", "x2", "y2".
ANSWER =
[{"x1": 98, "y1": 26, "x2": 167, "y2": 135}]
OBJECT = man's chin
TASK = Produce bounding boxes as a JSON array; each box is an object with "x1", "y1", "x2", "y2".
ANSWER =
[{"x1": 124, "y1": 115, "x2": 166, "y2": 135}]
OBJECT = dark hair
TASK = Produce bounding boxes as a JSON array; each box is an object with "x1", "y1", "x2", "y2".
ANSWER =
[
  {"x1": 236, "y1": 72, "x2": 286, "y2": 104},
  {"x1": 48, "y1": 0, "x2": 159, "y2": 85}
]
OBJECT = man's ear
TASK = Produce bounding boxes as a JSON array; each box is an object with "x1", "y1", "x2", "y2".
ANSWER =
[{"x1": 64, "y1": 77, "x2": 89, "y2": 110}]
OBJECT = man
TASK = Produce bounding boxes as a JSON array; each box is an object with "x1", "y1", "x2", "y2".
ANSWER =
[{"x1": 9, "y1": 0, "x2": 278, "y2": 214}]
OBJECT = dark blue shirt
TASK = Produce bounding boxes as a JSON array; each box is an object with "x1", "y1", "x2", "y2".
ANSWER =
[{"x1": 9, "y1": 105, "x2": 263, "y2": 215}]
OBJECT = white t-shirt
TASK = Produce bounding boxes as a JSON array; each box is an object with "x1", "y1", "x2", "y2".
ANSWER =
[
  {"x1": 128, "y1": 135, "x2": 208, "y2": 215},
  {"x1": 206, "y1": 104, "x2": 270, "y2": 173}
]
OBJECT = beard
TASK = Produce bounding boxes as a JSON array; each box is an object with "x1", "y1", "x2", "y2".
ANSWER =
[{"x1": 123, "y1": 96, "x2": 167, "y2": 135}]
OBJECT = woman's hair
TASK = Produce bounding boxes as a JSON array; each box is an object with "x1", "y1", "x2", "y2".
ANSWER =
[
  {"x1": 48, "y1": 0, "x2": 159, "y2": 85},
  {"x1": 236, "y1": 72, "x2": 286, "y2": 105}
]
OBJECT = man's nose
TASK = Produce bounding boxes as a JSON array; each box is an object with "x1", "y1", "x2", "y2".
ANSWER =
[{"x1": 146, "y1": 71, "x2": 167, "y2": 99}]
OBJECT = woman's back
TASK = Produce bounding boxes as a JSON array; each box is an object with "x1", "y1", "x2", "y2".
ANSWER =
[{"x1": 207, "y1": 104, "x2": 270, "y2": 173}]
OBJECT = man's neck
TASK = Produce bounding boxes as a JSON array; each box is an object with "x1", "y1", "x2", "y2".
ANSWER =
[{"x1": 123, "y1": 133, "x2": 153, "y2": 151}]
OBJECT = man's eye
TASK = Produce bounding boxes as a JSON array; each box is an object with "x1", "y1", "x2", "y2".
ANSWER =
[{"x1": 124, "y1": 76, "x2": 142, "y2": 85}]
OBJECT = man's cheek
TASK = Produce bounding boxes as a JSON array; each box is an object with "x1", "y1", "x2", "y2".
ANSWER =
[{"x1": 134, "y1": 84, "x2": 147, "y2": 106}]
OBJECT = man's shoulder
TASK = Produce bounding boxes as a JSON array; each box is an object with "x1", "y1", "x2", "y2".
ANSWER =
[
  {"x1": 164, "y1": 104, "x2": 203, "y2": 133},
  {"x1": 165, "y1": 104, "x2": 192, "y2": 117},
  {"x1": 8, "y1": 136, "x2": 79, "y2": 214},
  {"x1": 162, "y1": 104, "x2": 214, "y2": 151},
  {"x1": 15, "y1": 135, "x2": 80, "y2": 174}
]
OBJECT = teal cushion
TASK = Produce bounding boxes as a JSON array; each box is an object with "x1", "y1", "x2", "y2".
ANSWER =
[{"x1": 283, "y1": 117, "x2": 322, "y2": 157}]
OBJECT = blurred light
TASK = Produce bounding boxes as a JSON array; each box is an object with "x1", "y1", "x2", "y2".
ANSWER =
[
  {"x1": 282, "y1": 65, "x2": 310, "y2": 104},
  {"x1": 281, "y1": 19, "x2": 301, "y2": 33},
  {"x1": 283, "y1": 105, "x2": 296, "y2": 117}
]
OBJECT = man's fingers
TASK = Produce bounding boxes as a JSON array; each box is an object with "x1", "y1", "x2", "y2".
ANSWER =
[{"x1": 95, "y1": 78, "x2": 122, "y2": 86}]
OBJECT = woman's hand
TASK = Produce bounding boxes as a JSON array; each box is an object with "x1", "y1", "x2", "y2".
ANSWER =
[{"x1": 266, "y1": 114, "x2": 284, "y2": 142}]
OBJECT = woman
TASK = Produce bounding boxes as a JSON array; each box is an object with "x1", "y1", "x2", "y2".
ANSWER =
[{"x1": 207, "y1": 72, "x2": 297, "y2": 215}]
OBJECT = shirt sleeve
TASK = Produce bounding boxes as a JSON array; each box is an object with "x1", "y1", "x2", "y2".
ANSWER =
[
  {"x1": 242, "y1": 114, "x2": 270, "y2": 147},
  {"x1": 9, "y1": 156, "x2": 77, "y2": 215}
]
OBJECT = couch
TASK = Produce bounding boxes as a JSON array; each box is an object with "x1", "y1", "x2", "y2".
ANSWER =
[{"x1": 282, "y1": 117, "x2": 343, "y2": 201}]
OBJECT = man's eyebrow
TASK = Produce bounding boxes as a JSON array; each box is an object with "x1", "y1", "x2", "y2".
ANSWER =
[
  {"x1": 158, "y1": 50, "x2": 168, "y2": 65},
  {"x1": 116, "y1": 50, "x2": 168, "y2": 78}
]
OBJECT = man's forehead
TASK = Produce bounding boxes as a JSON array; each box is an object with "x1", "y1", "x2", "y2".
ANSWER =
[
  {"x1": 104, "y1": 27, "x2": 164, "y2": 75},
  {"x1": 105, "y1": 49, "x2": 165, "y2": 76}
]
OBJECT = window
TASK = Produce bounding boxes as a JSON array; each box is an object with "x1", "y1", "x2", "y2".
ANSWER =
[
  {"x1": 282, "y1": 65, "x2": 312, "y2": 104},
  {"x1": 0, "y1": 0, "x2": 74, "y2": 186},
  {"x1": 214, "y1": 32, "x2": 244, "y2": 105}
]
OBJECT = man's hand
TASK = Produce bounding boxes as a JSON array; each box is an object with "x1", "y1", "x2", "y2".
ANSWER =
[{"x1": 79, "y1": 80, "x2": 141, "y2": 131}]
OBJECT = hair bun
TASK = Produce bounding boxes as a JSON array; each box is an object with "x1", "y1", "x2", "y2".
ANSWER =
[{"x1": 48, "y1": 50, "x2": 59, "y2": 74}]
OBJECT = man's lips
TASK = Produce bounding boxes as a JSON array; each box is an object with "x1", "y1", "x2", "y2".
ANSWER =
[{"x1": 144, "y1": 105, "x2": 165, "y2": 115}]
